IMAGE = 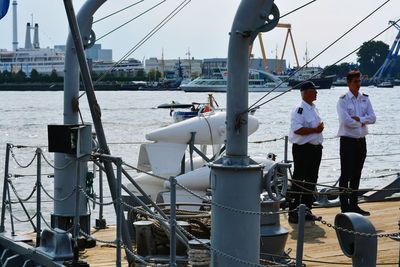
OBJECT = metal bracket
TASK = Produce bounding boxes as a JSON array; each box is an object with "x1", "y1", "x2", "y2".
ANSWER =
[{"x1": 257, "y1": 3, "x2": 280, "y2": 33}]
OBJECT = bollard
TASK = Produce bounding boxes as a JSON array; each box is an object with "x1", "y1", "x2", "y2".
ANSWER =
[
  {"x1": 134, "y1": 221, "x2": 155, "y2": 256},
  {"x1": 335, "y1": 212, "x2": 377, "y2": 267}
]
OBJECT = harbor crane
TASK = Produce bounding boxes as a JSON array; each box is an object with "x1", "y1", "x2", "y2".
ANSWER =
[
  {"x1": 371, "y1": 20, "x2": 400, "y2": 84},
  {"x1": 253, "y1": 23, "x2": 300, "y2": 73}
]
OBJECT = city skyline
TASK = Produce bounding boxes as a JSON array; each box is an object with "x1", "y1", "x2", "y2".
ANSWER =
[{"x1": 0, "y1": 0, "x2": 399, "y2": 68}]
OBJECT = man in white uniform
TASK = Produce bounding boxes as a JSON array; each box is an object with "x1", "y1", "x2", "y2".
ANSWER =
[
  {"x1": 337, "y1": 70, "x2": 376, "y2": 216},
  {"x1": 288, "y1": 81, "x2": 324, "y2": 224}
]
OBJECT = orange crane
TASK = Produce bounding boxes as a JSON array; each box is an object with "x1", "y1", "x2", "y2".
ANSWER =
[{"x1": 254, "y1": 23, "x2": 300, "y2": 73}]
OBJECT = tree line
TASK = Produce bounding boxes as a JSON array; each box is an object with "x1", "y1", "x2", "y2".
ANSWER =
[
  {"x1": 1, "y1": 40, "x2": 399, "y2": 83},
  {"x1": 323, "y1": 40, "x2": 400, "y2": 79},
  {"x1": 0, "y1": 68, "x2": 157, "y2": 84}
]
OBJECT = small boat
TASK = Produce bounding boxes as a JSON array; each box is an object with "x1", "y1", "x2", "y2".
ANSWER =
[
  {"x1": 376, "y1": 81, "x2": 394, "y2": 88},
  {"x1": 286, "y1": 67, "x2": 335, "y2": 89},
  {"x1": 180, "y1": 68, "x2": 290, "y2": 92}
]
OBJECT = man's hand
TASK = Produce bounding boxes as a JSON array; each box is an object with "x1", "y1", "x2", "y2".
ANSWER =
[{"x1": 315, "y1": 122, "x2": 324, "y2": 133}]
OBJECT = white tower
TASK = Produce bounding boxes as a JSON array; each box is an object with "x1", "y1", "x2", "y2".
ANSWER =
[{"x1": 12, "y1": 0, "x2": 18, "y2": 51}]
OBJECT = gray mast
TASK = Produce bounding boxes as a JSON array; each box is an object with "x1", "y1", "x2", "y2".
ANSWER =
[
  {"x1": 210, "y1": 0, "x2": 279, "y2": 266},
  {"x1": 12, "y1": 0, "x2": 18, "y2": 51},
  {"x1": 57, "y1": 0, "x2": 135, "y2": 262},
  {"x1": 52, "y1": 0, "x2": 103, "y2": 228}
]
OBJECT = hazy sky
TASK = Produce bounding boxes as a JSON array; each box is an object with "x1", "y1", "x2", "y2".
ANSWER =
[{"x1": 0, "y1": 0, "x2": 399, "y2": 67}]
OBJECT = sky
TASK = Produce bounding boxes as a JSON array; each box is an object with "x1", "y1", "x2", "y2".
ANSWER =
[{"x1": 0, "y1": 0, "x2": 399, "y2": 68}]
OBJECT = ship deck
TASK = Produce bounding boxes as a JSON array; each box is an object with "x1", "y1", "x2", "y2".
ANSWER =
[{"x1": 27, "y1": 199, "x2": 399, "y2": 266}]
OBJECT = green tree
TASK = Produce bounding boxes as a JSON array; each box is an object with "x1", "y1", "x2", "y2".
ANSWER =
[
  {"x1": 148, "y1": 69, "x2": 157, "y2": 81},
  {"x1": 2, "y1": 70, "x2": 12, "y2": 82},
  {"x1": 357, "y1": 40, "x2": 389, "y2": 77},
  {"x1": 30, "y1": 69, "x2": 41, "y2": 82},
  {"x1": 324, "y1": 63, "x2": 352, "y2": 78},
  {"x1": 15, "y1": 70, "x2": 26, "y2": 82},
  {"x1": 49, "y1": 69, "x2": 61, "y2": 82},
  {"x1": 134, "y1": 69, "x2": 146, "y2": 81}
]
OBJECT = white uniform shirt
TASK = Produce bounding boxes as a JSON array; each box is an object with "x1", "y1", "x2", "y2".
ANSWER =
[
  {"x1": 336, "y1": 91, "x2": 376, "y2": 138},
  {"x1": 289, "y1": 100, "x2": 323, "y2": 145}
]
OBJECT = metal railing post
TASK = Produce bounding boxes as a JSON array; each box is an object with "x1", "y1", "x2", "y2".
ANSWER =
[
  {"x1": 95, "y1": 160, "x2": 106, "y2": 229},
  {"x1": 296, "y1": 204, "x2": 306, "y2": 267},
  {"x1": 7, "y1": 175, "x2": 15, "y2": 236},
  {"x1": 73, "y1": 158, "x2": 81, "y2": 240},
  {"x1": 99, "y1": 162, "x2": 104, "y2": 221},
  {"x1": 36, "y1": 148, "x2": 42, "y2": 246},
  {"x1": 169, "y1": 176, "x2": 177, "y2": 267},
  {"x1": 0, "y1": 144, "x2": 11, "y2": 232},
  {"x1": 116, "y1": 158, "x2": 122, "y2": 267},
  {"x1": 284, "y1": 136, "x2": 289, "y2": 163}
]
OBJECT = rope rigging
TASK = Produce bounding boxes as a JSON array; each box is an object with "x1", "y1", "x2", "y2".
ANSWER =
[
  {"x1": 248, "y1": 0, "x2": 392, "y2": 112},
  {"x1": 279, "y1": 0, "x2": 317, "y2": 20},
  {"x1": 246, "y1": 15, "x2": 400, "y2": 115},
  {"x1": 95, "y1": 0, "x2": 167, "y2": 42},
  {"x1": 93, "y1": 0, "x2": 144, "y2": 24},
  {"x1": 93, "y1": 0, "x2": 191, "y2": 86}
]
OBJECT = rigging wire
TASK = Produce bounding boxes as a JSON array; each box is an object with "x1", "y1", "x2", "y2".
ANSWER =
[
  {"x1": 279, "y1": 0, "x2": 317, "y2": 19},
  {"x1": 93, "y1": 0, "x2": 144, "y2": 24},
  {"x1": 96, "y1": 0, "x2": 167, "y2": 42},
  {"x1": 94, "y1": 0, "x2": 191, "y2": 85},
  {"x1": 250, "y1": 16, "x2": 400, "y2": 111},
  {"x1": 248, "y1": 0, "x2": 391, "y2": 112},
  {"x1": 77, "y1": 0, "x2": 191, "y2": 100}
]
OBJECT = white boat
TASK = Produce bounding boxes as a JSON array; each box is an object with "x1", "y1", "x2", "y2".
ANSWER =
[
  {"x1": 376, "y1": 81, "x2": 394, "y2": 88},
  {"x1": 0, "y1": 47, "x2": 65, "y2": 74},
  {"x1": 180, "y1": 68, "x2": 290, "y2": 92}
]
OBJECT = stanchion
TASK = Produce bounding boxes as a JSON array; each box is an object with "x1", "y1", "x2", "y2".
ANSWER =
[
  {"x1": 295, "y1": 204, "x2": 306, "y2": 267},
  {"x1": 169, "y1": 176, "x2": 177, "y2": 267}
]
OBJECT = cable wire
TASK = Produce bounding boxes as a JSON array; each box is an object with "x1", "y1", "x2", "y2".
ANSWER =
[
  {"x1": 95, "y1": 0, "x2": 166, "y2": 42},
  {"x1": 93, "y1": 0, "x2": 144, "y2": 24},
  {"x1": 248, "y1": 0, "x2": 392, "y2": 112}
]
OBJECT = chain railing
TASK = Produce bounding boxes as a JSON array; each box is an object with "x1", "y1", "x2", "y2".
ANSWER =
[{"x1": 2, "y1": 136, "x2": 400, "y2": 267}]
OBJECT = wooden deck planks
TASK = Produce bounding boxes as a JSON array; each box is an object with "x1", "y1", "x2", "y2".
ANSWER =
[
  {"x1": 282, "y1": 200, "x2": 400, "y2": 266},
  {"x1": 80, "y1": 199, "x2": 399, "y2": 266}
]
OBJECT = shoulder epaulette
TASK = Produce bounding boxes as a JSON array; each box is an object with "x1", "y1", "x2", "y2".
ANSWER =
[
  {"x1": 340, "y1": 94, "x2": 346, "y2": 99},
  {"x1": 362, "y1": 93, "x2": 369, "y2": 97},
  {"x1": 297, "y1": 107, "x2": 303, "y2": 114}
]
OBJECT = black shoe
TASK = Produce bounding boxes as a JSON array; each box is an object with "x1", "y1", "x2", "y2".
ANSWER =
[
  {"x1": 341, "y1": 207, "x2": 351, "y2": 213},
  {"x1": 288, "y1": 214, "x2": 298, "y2": 224},
  {"x1": 353, "y1": 207, "x2": 370, "y2": 216}
]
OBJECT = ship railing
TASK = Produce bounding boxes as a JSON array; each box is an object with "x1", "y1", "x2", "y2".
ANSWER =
[{"x1": 2, "y1": 137, "x2": 400, "y2": 266}]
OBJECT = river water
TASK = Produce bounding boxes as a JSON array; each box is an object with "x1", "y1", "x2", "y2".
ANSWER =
[{"x1": 0, "y1": 87, "x2": 399, "y2": 231}]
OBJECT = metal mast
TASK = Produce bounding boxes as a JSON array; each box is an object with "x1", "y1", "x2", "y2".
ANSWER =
[{"x1": 210, "y1": 0, "x2": 279, "y2": 266}]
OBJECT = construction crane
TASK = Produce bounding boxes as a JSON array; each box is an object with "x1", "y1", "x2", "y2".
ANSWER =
[
  {"x1": 371, "y1": 21, "x2": 400, "y2": 84},
  {"x1": 255, "y1": 23, "x2": 300, "y2": 73}
]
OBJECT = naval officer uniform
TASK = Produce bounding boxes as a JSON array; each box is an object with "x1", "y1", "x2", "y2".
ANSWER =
[
  {"x1": 337, "y1": 90, "x2": 376, "y2": 215},
  {"x1": 288, "y1": 96, "x2": 323, "y2": 223}
]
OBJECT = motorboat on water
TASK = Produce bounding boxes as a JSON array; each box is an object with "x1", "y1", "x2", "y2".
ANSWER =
[
  {"x1": 285, "y1": 66, "x2": 335, "y2": 89},
  {"x1": 180, "y1": 68, "x2": 290, "y2": 92},
  {"x1": 376, "y1": 81, "x2": 394, "y2": 88}
]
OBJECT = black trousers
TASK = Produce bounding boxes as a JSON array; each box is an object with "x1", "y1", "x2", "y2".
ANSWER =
[
  {"x1": 339, "y1": 136, "x2": 367, "y2": 210},
  {"x1": 289, "y1": 143, "x2": 322, "y2": 211}
]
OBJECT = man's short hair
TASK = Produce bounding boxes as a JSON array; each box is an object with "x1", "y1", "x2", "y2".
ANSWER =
[{"x1": 347, "y1": 70, "x2": 361, "y2": 82}]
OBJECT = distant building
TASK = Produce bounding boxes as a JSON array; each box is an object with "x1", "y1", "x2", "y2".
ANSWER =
[
  {"x1": 55, "y1": 43, "x2": 112, "y2": 62},
  {"x1": 203, "y1": 57, "x2": 287, "y2": 76},
  {"x1": 145, "y1": 57, "x2": 202, "y2": 79}
]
